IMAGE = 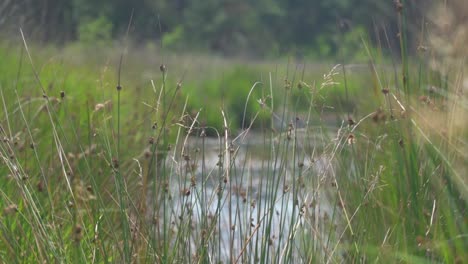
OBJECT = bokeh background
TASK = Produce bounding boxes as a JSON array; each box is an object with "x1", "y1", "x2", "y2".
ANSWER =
[{"x1": 1, "y1": 0, "x2": 433, "y2": 58}]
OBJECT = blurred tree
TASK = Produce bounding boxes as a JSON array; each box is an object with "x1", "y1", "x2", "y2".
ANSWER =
[
  {"x1": 0, "y1": 0, "x2": 433, "y2": 57},
  {"x1": 1, "y1": 0, "x2": 75, "y2": 43}
]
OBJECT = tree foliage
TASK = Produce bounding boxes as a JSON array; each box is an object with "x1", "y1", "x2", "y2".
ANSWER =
[{"x1": 1, "y1": 0, "x2": 431, "y2": 57}]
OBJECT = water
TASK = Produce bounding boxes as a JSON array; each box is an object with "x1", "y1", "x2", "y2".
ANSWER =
[{"x1": 149, "y1": 129, "x2": 338, "y2": 262}]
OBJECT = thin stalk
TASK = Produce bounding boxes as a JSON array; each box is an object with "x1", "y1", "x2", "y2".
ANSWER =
[
  {"x1": 114, "y1": 10, "x2": 134, "y2": 262},
  {"x1": 398, "y1": 0, "x2": 410, "y2": 99}
]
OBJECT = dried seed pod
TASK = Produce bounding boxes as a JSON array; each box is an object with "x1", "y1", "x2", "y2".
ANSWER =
[
  {"x1": 347, "y1": 133, "x2": 356, "y2": 145},
  {"x1": 112, "y1": 157, "x2": 119, "y2": 169},
  {"x1": 37, "y1": 180, "x2": 44, "y2": 192},
  {"x1": 74, "y1": 224, "x2": 83, "y2": 242},
  {"x1": 3, "y1": 204, "x2": 18, "y2": 215},
  {"x1": 395, "y1": 0, "x2": 403, "y2": 12},
  {"x1": 181, "y1": 188, "x2": 191, "y2": 196}
]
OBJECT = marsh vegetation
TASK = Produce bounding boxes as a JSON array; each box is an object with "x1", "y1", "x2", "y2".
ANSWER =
[{"x1": 0, "y1": 1, "x2": 467, "y2": 263}]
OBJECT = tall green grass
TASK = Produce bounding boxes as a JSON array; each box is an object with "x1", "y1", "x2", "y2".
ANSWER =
[
  {"x1": 328, "y1": 1, "x2": 468, "y2": 262},
  {"x1": 0, "y1": 8, "x2": 466, "y2": 263}
]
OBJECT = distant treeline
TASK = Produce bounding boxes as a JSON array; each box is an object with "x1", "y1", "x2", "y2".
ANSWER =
[{"x1": 1, "y1": 0, "x2": 431, "y2": 57}]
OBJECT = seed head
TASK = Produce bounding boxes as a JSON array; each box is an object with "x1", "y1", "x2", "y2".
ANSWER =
[
  {"x1": 297, "y1": 82, "x2": 303, "y2": 89},
  {"x1": 419, "y1": 95, "x2": 429, "y2": 104},
  {"x1": 74, "y1": 224, "x2": 83, "y2": 242},
  {"x1": 399, "y1": 139, "x2": 404, "y2": 147},
  {"x1": 3, "y1": 204, "x2": 18, "y2": 215},
  {"x1": 395, "y1": 0, "x2": 403, "y2": 12},
  {"x1": 112, "y1": 157, "x2": 119, "y2": 169},
  {"x1": 37, "y1": 180, "x2": 44, "y2": 192},
  {"x1": 181, "y1": 188, "x2": 191, "y2": 196},
  {"x1": 191, "y1": 176, "x2": 196, "y2": 187},
  {"x1": 416, "y1": 236, "x2": 425, "y2": 247},
  {"x1": 74, "y1": 225, "x2": 82, "y2": 234},
  {"x1": 417, "y1": 45, "x2": 428, "y2": 52},
  {"x1": 347, "y1": 133, "x2": 356, "y2": 145},
  {"x1": 372, "y1": 108, "x2": 387, "y2": 123}
]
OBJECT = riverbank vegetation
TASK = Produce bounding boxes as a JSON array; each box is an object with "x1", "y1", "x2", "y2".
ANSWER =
[{"x1": 0, "y1": 1, "x2": 467, "y2": 263}]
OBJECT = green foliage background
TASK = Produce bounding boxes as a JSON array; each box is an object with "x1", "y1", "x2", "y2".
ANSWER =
[{"x1": 1, "y1": 0, "x2": 430, "y2": 57}]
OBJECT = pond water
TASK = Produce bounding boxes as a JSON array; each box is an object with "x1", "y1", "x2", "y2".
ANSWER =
[{"x1": 149, "y1": 128, "x2": 340, "y2": 262}]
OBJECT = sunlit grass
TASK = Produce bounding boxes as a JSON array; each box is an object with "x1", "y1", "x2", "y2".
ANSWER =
[{"x1": 0, "y1": 16, "x2": 466, "y2": 263}]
